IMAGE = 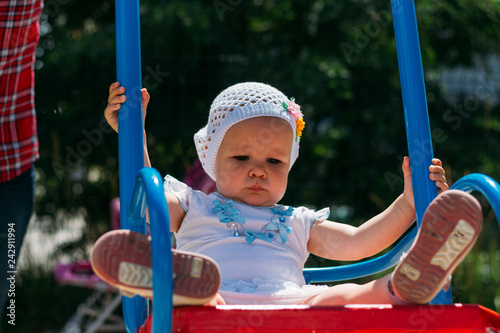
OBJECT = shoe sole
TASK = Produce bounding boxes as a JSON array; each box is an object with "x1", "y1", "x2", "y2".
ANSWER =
[
  {"x1": 392, "y1": 190, "x2": 482, "y2": 304},
  {"x1": 91, "y1": 229, "x2": 220, "y2": 306}
]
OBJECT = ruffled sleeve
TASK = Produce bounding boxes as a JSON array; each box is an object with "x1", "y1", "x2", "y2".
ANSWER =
[
  {"x1": 163, "y1": 175, "x2": 192, "y2": 212},
  {"x1": 293, "y1": 206, "x2": 330, "y2": 229},
  {"x1": 309, "y1": 207, "x2": 330, "y2": 224}
]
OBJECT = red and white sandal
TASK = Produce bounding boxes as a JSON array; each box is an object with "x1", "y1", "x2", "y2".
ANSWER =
[
  {"x1": 91, "y1": 229, "x2": 221, "y2": 306},
  {"x1": 392, "y1": 190, "x2": 483, "y2": 304}
]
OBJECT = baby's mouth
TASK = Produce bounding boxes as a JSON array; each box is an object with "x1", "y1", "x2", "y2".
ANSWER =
[{"x1": 249, "y1": 185, "x2": 264, "y2": 191}]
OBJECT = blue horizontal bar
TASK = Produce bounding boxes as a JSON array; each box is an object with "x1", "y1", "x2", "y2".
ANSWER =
[{"x1": 303, "y1": 227, "x2": 416, "y2": 283}]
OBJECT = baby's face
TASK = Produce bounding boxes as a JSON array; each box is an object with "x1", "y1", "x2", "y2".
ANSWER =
[{"x1": 214, "y1": 117, "x2": 293, "y2": 207}]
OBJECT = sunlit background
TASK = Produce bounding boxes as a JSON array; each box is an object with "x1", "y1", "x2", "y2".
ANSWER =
[{"x1": 3, "y1": 0, "x2": 500, "y2": 331}]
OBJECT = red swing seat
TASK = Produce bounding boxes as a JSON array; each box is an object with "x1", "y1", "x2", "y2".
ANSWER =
[{"x1": 136, "y1": 304, "x2": 500, "y2": 333}]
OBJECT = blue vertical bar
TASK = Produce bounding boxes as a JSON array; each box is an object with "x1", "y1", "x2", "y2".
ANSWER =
[
  {"x1": 131, "y1": 169, "x2": 174, "y2": 332},
  {"x1": 390, "y1": 0, "x2": 451, "y2": 304},
  {"x1": 391, "y1": 0, "x2": 438, "y2": 224},
  {"x1": 115, "y1": 0, "x2": 149, "y2": 331}
]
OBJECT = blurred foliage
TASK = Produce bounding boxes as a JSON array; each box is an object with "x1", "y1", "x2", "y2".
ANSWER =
[
  {"x1": 0, "y1": 268, "x2": 95, "y2": 331},
  {"x1": 10, "y1": 0, "x2": 500, "y2": 331}
]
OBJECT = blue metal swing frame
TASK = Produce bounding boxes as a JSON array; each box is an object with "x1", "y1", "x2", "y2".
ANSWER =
[{"x1": 114, "y1": 0, "x2": 500, "y2": 332}]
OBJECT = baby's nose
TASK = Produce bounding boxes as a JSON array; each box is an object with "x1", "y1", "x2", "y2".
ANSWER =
[{"x1": 249, "y1": 163, "x2": 266, "y2": 178}]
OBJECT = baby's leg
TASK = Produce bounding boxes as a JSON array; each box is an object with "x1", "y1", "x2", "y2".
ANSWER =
[
  {"x1": 308, "y1": 190, "x2": 482, "y2": 306},
  {"x1": 206, "y1": 293, "x2": 227, "y2": 306},
  {"x1": 306, "y1": 275, "x2": 393, "y2": 306}
]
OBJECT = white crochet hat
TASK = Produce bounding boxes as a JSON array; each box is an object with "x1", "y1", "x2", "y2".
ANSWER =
[{"x1": 194, "y1": 82, "x2": 302, "y2": 181}]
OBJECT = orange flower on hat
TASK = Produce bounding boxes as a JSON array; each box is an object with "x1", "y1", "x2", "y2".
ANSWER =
[{"x1": 295, "y1": 118, "x2": 305, "y2": 139}]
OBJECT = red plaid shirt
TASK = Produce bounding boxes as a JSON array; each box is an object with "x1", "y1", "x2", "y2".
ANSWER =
[{"x1": 0, "y1": 0, "x2": 41, "y2": 182}]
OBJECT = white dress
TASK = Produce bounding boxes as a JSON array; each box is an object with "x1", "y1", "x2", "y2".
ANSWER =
[{"x1": 164, "y1": 175, "x2": 330, "y2": 305}]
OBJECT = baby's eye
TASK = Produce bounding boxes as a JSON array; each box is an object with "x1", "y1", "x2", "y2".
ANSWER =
[
  {"x1": 233, "y1": 156, "x2": 249, "y2": 161},
  {"x1": 267, "y1": 158, "x2": 281, "y2": 164}
]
